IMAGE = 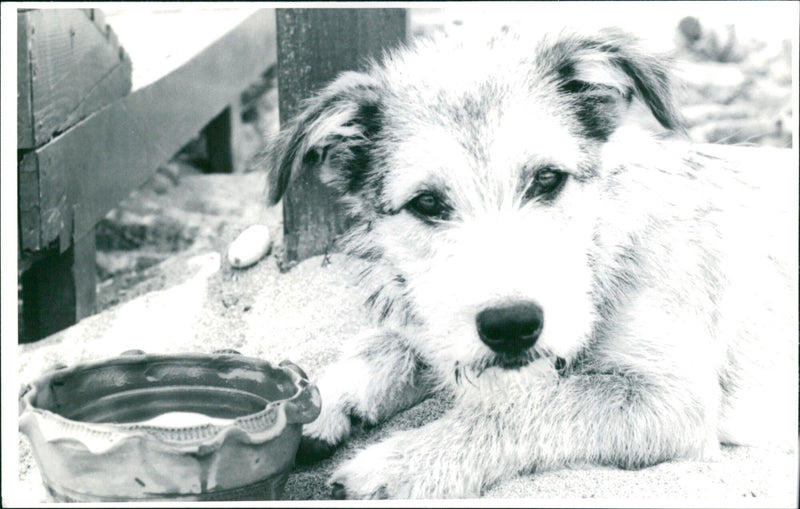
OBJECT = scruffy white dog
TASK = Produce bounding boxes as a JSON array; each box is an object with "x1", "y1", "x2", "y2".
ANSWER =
[{"x1": 265, "y1": 28, "x2": 797, "y2": 499}]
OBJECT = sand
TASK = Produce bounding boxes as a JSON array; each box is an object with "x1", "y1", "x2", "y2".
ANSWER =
[{"x1": 15, "y1": 245, "x2": 798, "y2": 506}]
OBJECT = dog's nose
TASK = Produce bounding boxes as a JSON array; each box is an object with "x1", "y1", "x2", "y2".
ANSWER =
[{"x1": 476, "y1": 301, "x2": 543, "y2": 354}]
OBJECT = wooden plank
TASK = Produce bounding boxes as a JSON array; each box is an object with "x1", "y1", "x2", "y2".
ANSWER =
[
  {"x1": 103, "y1": 7, "x2": 259, "y2": 91},
  {"x1": 18, "y1": 153, "x2": 42, "y2": 252},
  {"x1": 18, "y1": 12, "x2": 34, "y2": 149},
  {"x1": 276, "y1": 8, "x2": 407, "y2": 263},
  {"x1": 72, "y1": 230, "x2": 97, "y2": 321},
  {"x1": 18, "y1": 148, "x2": 72, "y2": 256},
  {"x1": 19, "y1": 232, "x2": 96, "y2": 343},
  {"x1": 20, "y1": 9, "x2": 277, "y2": 254},
  {"x1": 24, "y1": 9, "x2": 132, "y2": 146}
]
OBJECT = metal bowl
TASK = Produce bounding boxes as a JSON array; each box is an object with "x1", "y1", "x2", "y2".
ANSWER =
[{"x1": 18, "y1": 350, "x2": 321, "y2": 502}]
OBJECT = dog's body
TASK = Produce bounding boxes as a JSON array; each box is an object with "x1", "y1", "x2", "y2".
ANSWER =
[{"x1": 264, "y1": 29, "x2": 797, "y2": 499}]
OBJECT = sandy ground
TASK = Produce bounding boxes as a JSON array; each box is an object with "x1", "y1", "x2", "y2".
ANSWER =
[{"x1": 16, "y1": 251, "x2": 799, "y2": 505}]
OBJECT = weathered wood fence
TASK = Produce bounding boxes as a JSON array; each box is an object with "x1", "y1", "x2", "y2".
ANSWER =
[
  {"x1": 17, "y1": 7, "x2": 408, "y2": 342},
  {"x1": 17, "y1": 8, "x2": 277, "y2": 341}
]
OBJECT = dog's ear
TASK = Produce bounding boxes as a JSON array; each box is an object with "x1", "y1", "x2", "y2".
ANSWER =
[
  {"x1": 264, "y1": 71, "x2": 383, "y2": 205},
  {"x1": 544, "y1": 29, "x2": 685, "y2": 140}
]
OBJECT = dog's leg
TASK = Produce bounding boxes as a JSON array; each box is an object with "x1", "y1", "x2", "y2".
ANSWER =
[
  {"x1": 297, "y1": 328, "x2": 432, "y2": 464},
  {"x1": 330, "y1": 359, "x2": 720, "y2": 499}
]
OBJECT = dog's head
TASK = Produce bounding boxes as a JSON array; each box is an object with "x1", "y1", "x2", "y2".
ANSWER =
[{"x1": 266, "y1": 30, "x2": 683, "y2": 376}]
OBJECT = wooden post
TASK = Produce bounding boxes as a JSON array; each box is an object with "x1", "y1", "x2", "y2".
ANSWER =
[
  {"x1": 20, "y1": 233, "x2": 96, "y2": 343},
  {"x1": 276, "y1": 8, "x2": 407, "y2": 263},
  {"x1": 18, "y1": 8, "x2": 130, "y2": 342}
]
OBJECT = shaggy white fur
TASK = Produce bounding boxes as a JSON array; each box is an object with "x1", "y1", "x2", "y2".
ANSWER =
[{"x1": 265, "y1": 29, "x2": 798, "y2": 499}]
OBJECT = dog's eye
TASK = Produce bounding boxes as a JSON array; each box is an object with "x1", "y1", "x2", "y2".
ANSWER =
[
  {"x1": 407, "y1": 193, "x2": 451, "y2": 221},
  {"x1": 524, "y1": 169, "x2": 567, "y2": 201},
  {"x1": 536, "y1": 169, "x2": 562, "y2": 190}
]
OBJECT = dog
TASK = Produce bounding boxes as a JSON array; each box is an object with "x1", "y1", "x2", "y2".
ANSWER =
[{"x1": 263, "y1": 28, "x2": 797, "y2": 499}]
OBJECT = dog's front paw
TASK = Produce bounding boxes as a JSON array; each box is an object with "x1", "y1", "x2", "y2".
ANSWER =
[
  {"x1": 329, "y1": 439, "x2": 409, "y2": 499},
  {"x1": 328, "y1": 432, "x2": 474, "y2": 500},
  {"x1": 296, "y1": 403, "x2": 352, "y2": 464}
]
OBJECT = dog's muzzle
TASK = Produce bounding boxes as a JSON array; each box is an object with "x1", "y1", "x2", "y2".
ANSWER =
[{"x1": 476, "y1": 301, "x2": 543, "y2": 354}]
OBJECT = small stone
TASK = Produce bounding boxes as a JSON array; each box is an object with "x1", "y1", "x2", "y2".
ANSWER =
[{"x1": 228, "y1": 224, "x2": 272, "y2": 269}]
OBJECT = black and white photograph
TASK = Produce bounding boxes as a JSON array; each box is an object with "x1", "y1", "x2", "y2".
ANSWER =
[{"x1": 1, "y1": 2, "x2": 798, "y2": 505}]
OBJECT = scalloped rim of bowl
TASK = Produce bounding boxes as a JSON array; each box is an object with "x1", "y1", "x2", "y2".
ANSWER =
[
  {"x1": 18, "y1": 352, "x2": 321, "y2": 501},
  {"x1": 20, "y1": 353, "x2": 320, "y2": 454}
]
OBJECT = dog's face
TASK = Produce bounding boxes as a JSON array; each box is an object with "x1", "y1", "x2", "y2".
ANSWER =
[{"x1": 267, "y1": 30, "x2": 682, "y2": 375}]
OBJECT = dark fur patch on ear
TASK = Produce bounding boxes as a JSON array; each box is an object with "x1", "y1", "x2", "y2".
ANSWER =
[
  {"x1": 559, "y1": 79, "x2": 623, "y2": 141},
  {"x1": 264, "y1": 72, "x2": 384, "y2": 205},
  {"x1": 610, "y1": 54, "x2": 682, "y2": 132},
  {"x1": 332, "y1": 101, "x2": 384, "y2": 195},
  {"x1": 545, "y1": 31, "x2": 684, "y2": 141}
]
